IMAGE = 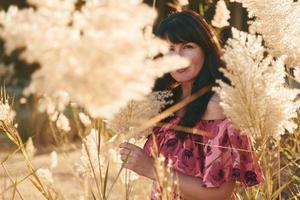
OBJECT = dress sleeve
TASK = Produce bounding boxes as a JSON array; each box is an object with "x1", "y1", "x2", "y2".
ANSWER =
[
  {"x1": 143, "y1": 126, "x2": 163, "y2": 158},
  {"x1": 201, "y1": 120, "x2": 265, "y2": 188}
]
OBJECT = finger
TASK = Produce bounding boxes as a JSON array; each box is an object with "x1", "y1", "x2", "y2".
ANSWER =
[
  {"x1": 119, "y1": 148, "x2": 131, "y2": 155},
  {"x1": 119, "y1": 142, "x2": 141, "y2": 151},
  {"x1": 120, "y1": 148, "x2": 135, "y2": 161},
  {"x1": 120, "y1": 151, "x2": 137, "y2": 162},
  {"x1": 122, "y1": 161, "x2": 135, "y2": 170},
  {"x1": 120, "y1": 153, "x2": 132, "y2": 161}
]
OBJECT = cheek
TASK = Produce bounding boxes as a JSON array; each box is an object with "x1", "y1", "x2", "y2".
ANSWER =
[
  {"x1": 183, "y1": 52, "x2": 205, "y2": 79},
  {"x1": 182, "y1": 49, "x2": 205, "y2": 68},
  {"x1": 190, "y1": 52, "x2": 205, "y2": 71},
  {"x1": 170, "y1": 49, "x2": 205, "y2": 82}
]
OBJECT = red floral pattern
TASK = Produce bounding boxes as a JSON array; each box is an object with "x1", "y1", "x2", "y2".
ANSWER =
[{"x1": 143, "y1": 116, "x2": 265, "y2": 200}]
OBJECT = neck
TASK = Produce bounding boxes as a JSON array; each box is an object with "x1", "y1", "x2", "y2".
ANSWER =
[
  {"x1": 180, "y1": 80, "x2": 193, "y2": 100},
  {"x1": 175, "y1": 81, "x2": 193, "y2": 117}
]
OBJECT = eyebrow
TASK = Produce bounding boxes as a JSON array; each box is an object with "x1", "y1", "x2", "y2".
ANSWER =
[{"x1": 170, "y1": 42, "x2": 191, "y2": 46}]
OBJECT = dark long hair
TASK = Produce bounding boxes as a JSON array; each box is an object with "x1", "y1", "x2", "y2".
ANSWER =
[{"x1": 152, "y1": 10, "x2": 230, "y2": 140}]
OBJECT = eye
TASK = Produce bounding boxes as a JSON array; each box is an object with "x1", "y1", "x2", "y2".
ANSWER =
[
  {"x1": 183, "y1": 44, "x2": 194, "y2": 49},
  {"x1": 169, "y1": 46, "x2": 175, "y2": 52}
]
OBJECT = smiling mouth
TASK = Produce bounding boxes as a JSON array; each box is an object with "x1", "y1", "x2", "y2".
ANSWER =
[{"x1": 176, "y1": 67, "x2": 189, "y2": 73}]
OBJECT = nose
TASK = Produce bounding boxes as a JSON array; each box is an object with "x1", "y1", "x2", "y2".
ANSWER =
[{"x1": 173, "y1": 48, "x2": 184, "y2": 56}]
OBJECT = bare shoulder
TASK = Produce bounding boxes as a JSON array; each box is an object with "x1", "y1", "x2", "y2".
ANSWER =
[{"x1": 201, "y1": 93, "x2": 226, "y2": 120}]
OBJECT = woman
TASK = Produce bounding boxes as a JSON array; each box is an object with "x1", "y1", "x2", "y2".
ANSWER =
[{"x1": 119, "y1": 11, "x2": 264, "y2": 200}]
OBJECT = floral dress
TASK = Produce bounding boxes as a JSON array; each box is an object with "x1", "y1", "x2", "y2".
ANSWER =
[{"x1": 143, "y1": 116, "x2": 264, "y2": 200}]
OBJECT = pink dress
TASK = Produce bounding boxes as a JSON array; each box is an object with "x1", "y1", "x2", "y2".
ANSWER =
[{"x1": 143, "y1": 116, "x2": 264, "y2": 200}]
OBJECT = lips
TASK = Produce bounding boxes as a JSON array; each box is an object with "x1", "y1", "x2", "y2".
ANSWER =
[{"x1": 176, "y1": 67, "x2": 189, "y2": 73}]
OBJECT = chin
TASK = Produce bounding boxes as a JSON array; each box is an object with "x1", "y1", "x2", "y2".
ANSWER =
[
  {"x1": 171, "y1": 74, "x2": 193, "y2": 83},
  {"x1": 173, "y1": 77, "x2": 194, "y2": 83},
  {"x1": 171, "y1": 69, "x2": 197, "y2": 81}
]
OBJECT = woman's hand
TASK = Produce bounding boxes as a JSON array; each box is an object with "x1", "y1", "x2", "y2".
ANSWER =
[{"x1": 119, "y1": 142, "x2": 156, "y2": 181}]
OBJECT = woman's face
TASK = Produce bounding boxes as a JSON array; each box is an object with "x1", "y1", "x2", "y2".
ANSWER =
[{"x1": 167, "y1": 40, "x2": 205, "y2": 83}]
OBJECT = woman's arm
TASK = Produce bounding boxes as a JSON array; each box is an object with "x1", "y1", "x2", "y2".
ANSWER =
[
  {"x1": 119, "y1": 142, "x2": 236, "y2": 200},
  {"x1": 173, "y1": 169, "x2": 236, "y2": 200}
]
